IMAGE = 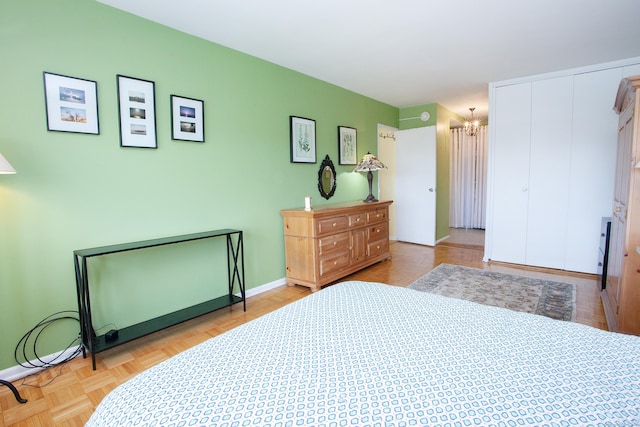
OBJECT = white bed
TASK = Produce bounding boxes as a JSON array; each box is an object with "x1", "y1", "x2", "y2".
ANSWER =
[{"x1": 87, "y1": 281, "x2": 640, "y2": 426}]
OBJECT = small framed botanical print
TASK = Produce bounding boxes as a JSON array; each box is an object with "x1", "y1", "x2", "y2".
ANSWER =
[
  {"x1": 338, "y1": 126, "x2": 357, "y2": 165},
  {"x1": 290, "y1": 116, "x2": 316, "y2": 163}
]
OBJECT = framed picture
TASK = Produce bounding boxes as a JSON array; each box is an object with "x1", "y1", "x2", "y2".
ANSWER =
[
  {"x1": 338, "y1": 126, "x2": 357, "y2": 165},
  {"x1": 117, "y1": 75, "x2": 157, "y2": 148},
  {"x1": 43, "y1": 72, "x2": 99, "y2": 134},
  {"x1": 171, "y1": 95, "x2": 204, "y2": 142},
  {"x1": 290, "y1": 116, "x2": 316, "y2": 163}
]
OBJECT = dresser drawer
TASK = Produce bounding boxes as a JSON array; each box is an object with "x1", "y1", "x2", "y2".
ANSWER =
[
  {"x1": 367, "y1": 208, "x2": 388, "y2": 224},
  {"x1": 349, "y1": 212, "x2": 367, "y2": 228},
  {"x1": 319, "y1": 251, "x2": 349, "y2": 277},
  {"x1": 316, "y1": 215, "x2": 349, "y2": 236},
  {"x1": 318, "y1": 232, "x2": 349, "y2": 255},
  {"x1": 368, "y1": 222, "x2": 388, "y2": 242},
  {"x1": 368, "y1": 239, "x2": 389, "y2": 258}
]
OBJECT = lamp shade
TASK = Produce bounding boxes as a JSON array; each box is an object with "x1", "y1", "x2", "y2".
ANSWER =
[
  {"x1": 0, "y1": 153, "x2": 16, "y2": 174},
  {"x1": 353, "y1": 152, "x2": 386, "y2": 172}
]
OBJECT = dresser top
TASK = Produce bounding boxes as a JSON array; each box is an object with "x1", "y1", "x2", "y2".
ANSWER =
[{"x1": 281, "y1": 200, "x2": 392, "y2": 217}]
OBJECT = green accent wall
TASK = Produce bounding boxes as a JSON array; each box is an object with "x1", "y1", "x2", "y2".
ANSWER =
[{"x1": 0, "y1": 0, "x2": 398, "y2": 370}]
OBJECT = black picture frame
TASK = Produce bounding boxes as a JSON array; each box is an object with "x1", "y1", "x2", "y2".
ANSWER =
[
  {"x1": 117, "y1": 75, "x2": 157, "y2": 148},
  {"x1": 171, "y1": 95, "x2": 205, "y2": 142},
  {"x1": 43, "y1": 71, "x2": 99, "y2": 134},
  {"x1": 290, "y1": 116, "x2": 316, "y2": 163},
  {"x1": 338, "y1": 126, "x2": 357, "y2": 165}
]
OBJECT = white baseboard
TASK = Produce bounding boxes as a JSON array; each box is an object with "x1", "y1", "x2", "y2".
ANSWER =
[
  {"x1": 2, "y1": 278, "x2": 289, "y2": 382},
  {"x1": 243, "y1": 277, "x2": 288, "y2": 298},
  {"x1": 0, "y1": 345, "x2": 83, "y2": 382},
  {"x1": 435, "y1": 235, "x2": 450, "y2": 244}
]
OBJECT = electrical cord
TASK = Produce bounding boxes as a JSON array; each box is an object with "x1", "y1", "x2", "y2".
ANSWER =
[{"x1": 14, "y1": 310, "x2": 83, "y2": 370}]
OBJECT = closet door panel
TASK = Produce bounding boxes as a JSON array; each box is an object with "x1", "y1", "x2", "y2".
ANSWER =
[
  {"x1": 526, "y1": 77, "x2": 574, "y2": 269},
  {"x1": 565, "y1": 68, "x2": 622, "y2": 273},
  {"x1": 489, "y1": 83, "x2": 532, "y2": 264}
]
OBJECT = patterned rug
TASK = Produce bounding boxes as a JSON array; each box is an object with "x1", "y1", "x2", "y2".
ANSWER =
[{"x1": 408, "y1": 264, "x2": 576, "y2": 321}]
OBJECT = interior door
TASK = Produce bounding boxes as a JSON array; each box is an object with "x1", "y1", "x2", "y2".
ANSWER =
[
  {"x1": 395, "y1": 126, "x2": 436, "y2": 246},
  {"x1": 488, "y1": 83, "x2": 532, "y2": 264},
  {"x1": 526, "y1": 76, "x2": 573, "y2": 269}
]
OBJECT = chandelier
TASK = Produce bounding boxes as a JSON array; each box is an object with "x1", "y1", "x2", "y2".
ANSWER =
[{"x1": 464, "y1": 107, "x2": 480, "y2": 137}]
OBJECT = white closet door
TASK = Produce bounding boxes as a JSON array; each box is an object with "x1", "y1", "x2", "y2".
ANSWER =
[
  {"x1": 526, "y1": 76, "x2": 574, "y2": 269},
  {"x1": 489, "y1": 83, "x2": 532, "y2": 264},
  {"x1": 395, "y1": 126, "x2": 436, "y2": 246},
  {"x1": 565, "y1": 68, "x2": 622, "y2": 273}
]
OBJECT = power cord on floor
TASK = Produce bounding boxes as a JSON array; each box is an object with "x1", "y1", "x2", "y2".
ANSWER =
[{"x1": 14, "y1": 311, "x2": 83, "y2": 388}]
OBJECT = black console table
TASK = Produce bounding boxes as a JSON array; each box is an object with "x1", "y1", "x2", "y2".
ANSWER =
[{"x1": 74, "y1": 229, "x2": 245, "y2": 370}]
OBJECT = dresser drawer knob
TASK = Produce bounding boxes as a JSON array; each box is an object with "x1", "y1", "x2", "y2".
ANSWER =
[
  {"x1": 332, "y1": 222, "x2": 337, "y2": 227},
  {"x1": 333, "y1": 241, "x2": 338, "y2": 246},
  {"x1": 333, "y1": 261, "x2": 338, "y2": 266}
]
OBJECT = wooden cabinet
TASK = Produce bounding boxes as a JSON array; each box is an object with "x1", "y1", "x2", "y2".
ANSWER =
[
  {"x1": 603, "y1": 75, "x2": 640, "y2": 335},
  {"x1": 281, "y1": 200, "x2": 392, "y2": 292}
]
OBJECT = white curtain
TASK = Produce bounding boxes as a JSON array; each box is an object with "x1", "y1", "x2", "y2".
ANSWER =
[{"x1": 449, "y1": 126, "x2": 488, "y2": 229}]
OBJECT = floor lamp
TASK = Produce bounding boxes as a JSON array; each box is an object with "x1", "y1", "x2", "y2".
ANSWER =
[{"x1": 0, "y1": 152, "x2": 26, "y2": 403}]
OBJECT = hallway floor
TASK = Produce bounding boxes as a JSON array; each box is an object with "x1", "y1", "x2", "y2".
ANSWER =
[{"x1": 442, "y1": 227, "x2": 485, "y2": 247}]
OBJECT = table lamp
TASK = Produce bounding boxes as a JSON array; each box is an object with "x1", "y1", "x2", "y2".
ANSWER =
[{"x1": 353, "y1": 152, "x2": 386, "y2": 203}]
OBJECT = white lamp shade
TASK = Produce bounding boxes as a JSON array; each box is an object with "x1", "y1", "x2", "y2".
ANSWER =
[{"x1": 0, "y1": 152, "x2": 16, "y2": 174}]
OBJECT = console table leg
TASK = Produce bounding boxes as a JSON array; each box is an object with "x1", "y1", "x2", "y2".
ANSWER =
[{"x1": 0, "y1": 379, "x2": 28, "y2": 404}]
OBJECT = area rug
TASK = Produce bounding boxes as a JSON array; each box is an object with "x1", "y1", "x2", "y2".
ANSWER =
[{"x1": 408, "y1": 264, "x2": 576, "y2": 321}]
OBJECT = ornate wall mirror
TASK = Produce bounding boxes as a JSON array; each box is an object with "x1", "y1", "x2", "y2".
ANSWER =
[{"x1": 318, "y1": 154, "x2": 336, "y2": 199}]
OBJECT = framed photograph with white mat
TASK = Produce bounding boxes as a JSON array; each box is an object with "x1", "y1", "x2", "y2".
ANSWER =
[
  {"x1": 117, "y1": 75, "x2": 157, "y2": 148},
  {"x1": 43, "y1": 72, "x2": 99, "y2": 134},
  {"x1": 171, "y1": 95, "x2": 204, "y2": 142}
]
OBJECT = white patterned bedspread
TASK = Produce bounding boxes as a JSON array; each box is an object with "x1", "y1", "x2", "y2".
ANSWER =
[{"x1": 87, "y1": 281, "x2": 640, "y2": 426}]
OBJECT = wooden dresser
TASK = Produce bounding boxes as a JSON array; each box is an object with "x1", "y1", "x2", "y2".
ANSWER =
[{"x1": 281, "y1": 200, "x2": 392, "y2": 292}]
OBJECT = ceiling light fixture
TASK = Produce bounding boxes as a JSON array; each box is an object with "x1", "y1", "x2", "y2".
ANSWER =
[{"x1": 464, "y1": 108, "x2": 480, "y2": 137}]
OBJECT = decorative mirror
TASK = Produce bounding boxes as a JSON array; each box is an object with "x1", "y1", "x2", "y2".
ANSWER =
[{"x1": 318, "y1": 154, "x2": 336, "y2": 199}]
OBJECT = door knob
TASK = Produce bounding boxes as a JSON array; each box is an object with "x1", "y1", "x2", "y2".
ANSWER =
[{"x1": 428, "y1": 188, "x2": 434, "y2": 192}]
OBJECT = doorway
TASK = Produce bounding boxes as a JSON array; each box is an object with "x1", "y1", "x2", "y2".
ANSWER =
[
  {"x1": 445, "y1": 124, "x2": 488, "y2": 248},
  {"x1": 378, "y1": 124, "x2": 397, "y2": 239}
]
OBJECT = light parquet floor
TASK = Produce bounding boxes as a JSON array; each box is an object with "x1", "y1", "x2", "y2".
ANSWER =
[{"x1": 0, "y1": 241, "x2": 607, "y2": 426}]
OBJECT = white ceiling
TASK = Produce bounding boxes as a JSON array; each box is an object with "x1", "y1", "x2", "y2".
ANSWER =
[{"x1": 98, "y1": 0, "x2": 640, "y2": 119}]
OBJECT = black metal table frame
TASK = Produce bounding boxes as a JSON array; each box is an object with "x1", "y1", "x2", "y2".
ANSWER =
[{"x1": 74, "y1": 229, "x2": 245, "y2": 370}]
